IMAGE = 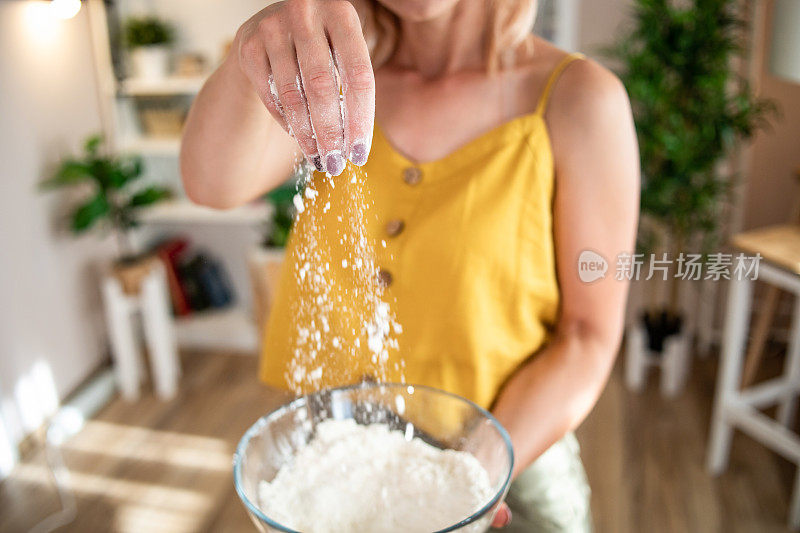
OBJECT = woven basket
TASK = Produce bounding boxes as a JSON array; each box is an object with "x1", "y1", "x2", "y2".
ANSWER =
[{"x1": 139, "y1": 107, "x2": 185, "y2": 137}]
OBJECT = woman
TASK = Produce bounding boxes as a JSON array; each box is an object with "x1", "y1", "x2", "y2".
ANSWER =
[{"x1": 181, "y1": 0, "x2": 639, "y2": 530}]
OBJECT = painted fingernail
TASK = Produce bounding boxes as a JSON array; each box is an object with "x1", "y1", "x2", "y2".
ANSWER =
[
  {"x1": 349, "y1": 141, "x2": 370, "y2": 166},
  {"x1": 311, "y1": 155, "x2": 323, "y2": 172},
  {"x1": 493, "y1": 506, "x2": 511, "y2": 528},
  {"x1": 325, "y1": 151, "x2": 346, "y2": 176}
]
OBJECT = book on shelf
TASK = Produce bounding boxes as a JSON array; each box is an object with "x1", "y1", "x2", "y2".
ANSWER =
[
  {"x1": 156, "y1": 239, "x2": 235, "y2": 316},
  {"x1": 157, "y1": 239, "x2": 191, "y2": 316},
  {"x1": 182, "y1": 253, "x2": 235, "y2": 310}
]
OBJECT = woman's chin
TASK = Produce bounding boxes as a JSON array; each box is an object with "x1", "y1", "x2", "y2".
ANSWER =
[{"x1": 376, "y1": 0, "x2": 461, "y2": 22}]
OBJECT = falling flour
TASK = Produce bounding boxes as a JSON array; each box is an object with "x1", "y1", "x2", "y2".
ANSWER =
[
  {"x1": 269, "y1": 61, "x2": 404, "y2": 393},
  {"x1": 284, "y1": 159, "x2": 403, "y2": 392},
  {"x1": 258, "y1": 419, "x2": 494, "y2": 533}
]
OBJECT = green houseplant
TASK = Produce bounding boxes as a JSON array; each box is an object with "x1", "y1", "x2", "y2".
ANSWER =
[
  {"x1": 261, "y1": 180, "x2": 299, "y2": 248},
  {"x1": 611, "y1": 0, "x2": 774, "y2": 352},
  {"x1": 41, "y1": 134, "x2": 171, "y2": 262},
  {"x1": 124, "y1": 16, "x2": 175, "y2": 79},
  {"x1": 124, "y1": 17, "x2": 174, "y2": 47}
]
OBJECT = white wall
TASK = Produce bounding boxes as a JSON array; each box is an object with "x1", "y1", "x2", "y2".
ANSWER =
[
  {"x1": 0, "y1": 1, "x2": 117, "y2": 472},
  {"x1": 578, "y1": 0, "x2": 632, "y2": 59},
  {"x1": 743, "y1": 0, "x2": 800, "y2": 229}
]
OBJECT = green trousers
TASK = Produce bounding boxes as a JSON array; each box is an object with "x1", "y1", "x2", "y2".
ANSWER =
[{"x1": 504, "y1": 433, "x2": 592, "y2": 532}]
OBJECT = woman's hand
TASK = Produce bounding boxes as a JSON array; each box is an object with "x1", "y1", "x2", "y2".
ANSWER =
[
  {"x1": 235, "y1": 0, "x2": 375, "y2": 175},
  {"x1": 491, "y1": 502, "x2": 512, "y2": 528}
]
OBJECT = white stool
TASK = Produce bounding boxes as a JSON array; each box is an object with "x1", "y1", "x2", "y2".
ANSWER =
[
  {"x1": 707, "y1": 225, "x2": 800, "y2": 530},
  {"x1": 101, "y1": 261, "x2": 179, "y2": 400}
]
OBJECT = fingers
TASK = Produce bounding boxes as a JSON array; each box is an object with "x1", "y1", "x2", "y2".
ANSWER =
[
  {"x1": 237, "y1": 0, "x2": 374, "y2": 174},
  {"x1": 294, "y1": 20, "x2": 347, "y2": 175},
  {"x1": 491, "y1": 503, "x2": 512, "y2": 529},
  {"x1": 327, "y1": 5, "x2": 375, "y2": 167},
  {"x1": 264, "y1": 30, "x2": 322, "y2": 170},
  {"x1": 237, "y1": 27, "x2": 290, "y2": 134}
]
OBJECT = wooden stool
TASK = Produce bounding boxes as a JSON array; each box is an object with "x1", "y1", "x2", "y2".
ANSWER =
[
  {"x1": 741, "y1": 171, "x2": 800, "y2": 386},
  {"x1": 707, "y1": 224, "x2": 800, "y2": 529},
  {"x1": 101, "y1": 260, "x2": 179, "y2": 400}
]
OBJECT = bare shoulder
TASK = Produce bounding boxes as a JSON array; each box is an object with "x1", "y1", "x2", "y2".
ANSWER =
[
  {"x1": 548, "y1": 56, "x2": 632, "y2": 135},
  {"x1": 545, "y1": 56, "x2": 637, "y2": 172},
  {"x1": 540, "y1": 55, "x2": 640, "y2": 199}
]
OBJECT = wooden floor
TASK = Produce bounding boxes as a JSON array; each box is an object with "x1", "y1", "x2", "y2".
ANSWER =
[
  {"x1": 0, "y1": 350, "x2": 795, "y2": 532},
  {"x1": 580, "y1": 351, "x2": 793, "y2": 533}
]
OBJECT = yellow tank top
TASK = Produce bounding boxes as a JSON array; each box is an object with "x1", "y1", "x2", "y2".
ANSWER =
[{"x1": 260, "y1": 53, "x2": 584, "y2": 409}]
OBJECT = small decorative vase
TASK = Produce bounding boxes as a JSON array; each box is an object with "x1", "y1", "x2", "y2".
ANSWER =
[{"x1": 130, "y1": 45, "x2": 170, "y2": 79}]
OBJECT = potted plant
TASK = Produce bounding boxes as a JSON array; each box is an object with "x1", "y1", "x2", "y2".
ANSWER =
[
  {"x1": 41, "y1": 134, "x2": 171, "y2": 291},
  {"x1": 124, "y1": 16, "x2": 175, "y2": 79},
  {"x1": 611, "y1": 0, "x2": 774, "y2": 394},
  {"x1": 248, "y1": 179, "x2": 302, "y2": 334}
]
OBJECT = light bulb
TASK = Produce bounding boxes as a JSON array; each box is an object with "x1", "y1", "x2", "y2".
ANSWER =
[{"x1": 50, "y1": 0, "x2": 81, "y2": 20}]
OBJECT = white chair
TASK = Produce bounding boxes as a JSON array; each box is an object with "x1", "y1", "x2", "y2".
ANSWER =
[
  {"x1": 101, "y1": 260, "x2": 179, "y2": 400},
  {"x1": 707, "y1": 224, "x2": 800, "y2": 530}
]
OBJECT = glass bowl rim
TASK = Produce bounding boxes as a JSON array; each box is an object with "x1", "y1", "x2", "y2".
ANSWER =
[{"x1": 233, "y1": 382, "x2": 515, "y2": 533}]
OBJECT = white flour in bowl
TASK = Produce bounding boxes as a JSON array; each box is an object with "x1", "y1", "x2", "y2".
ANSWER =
[{"x1": 258, "y1": 419, "x2": 494, "y2": 533}]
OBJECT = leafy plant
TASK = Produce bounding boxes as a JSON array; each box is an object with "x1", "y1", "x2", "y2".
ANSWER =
[
  {"x1": 262, "y1": 179, "x2": 302, "y2": 248},
  {"x1": 41, "y1": 134, "x2": 171, "y2": 259},
  {"x1": 610, "y1": 0, "x2": 775, "y2": 312},
  {"x1": 124, "y1": 17, "x2": 174, "y2": 48}
]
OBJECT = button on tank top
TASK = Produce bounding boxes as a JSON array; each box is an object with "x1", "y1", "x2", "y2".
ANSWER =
[{"x1": 260, "y1": 53, "x2": 585, "y2": 409}]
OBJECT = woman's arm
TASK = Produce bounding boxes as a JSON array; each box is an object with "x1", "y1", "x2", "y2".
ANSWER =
[
  {"x1": 180, "y1": 49, "x2": 300, "y2": 208},
  {"x1": 180, "y1": 0, "x2": 375, "y2": 208},
  {"x1": 492, "y1": 58, "x2": 640, "y2": 478}
]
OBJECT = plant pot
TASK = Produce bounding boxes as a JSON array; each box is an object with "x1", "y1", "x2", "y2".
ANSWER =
[
  {"x1": 130, "y1": 45, "x2": 171, "y2": 80},
  {"x1": 247, "y1": 246, "x2": 285, "y2": 340},
  {"x1": 625, "y1": 310, "x2": 691, "y2": 397},
  {"x1": 642, "y1": 309, "x2": 683, "y2": 353},
  {"x1": 111, "y1": 254, "x2": 160, "y2": 296}
]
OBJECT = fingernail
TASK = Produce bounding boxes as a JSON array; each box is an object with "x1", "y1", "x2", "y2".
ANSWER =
[
  {"x1": 504, "y1": 507, "x2": 512, "y2": 526},
  {"x1": 493, "y1": 506, "x2": 511, "y2": 528},
  {"x1": 349, "y1": 141, "x2": 370, "y2": 166},
  {"x1": 311, "y1": 155, "x2": 323, "y2": 172},
  {"x1": 325, "y1": 150, "x2": 345, "y2": 176}
]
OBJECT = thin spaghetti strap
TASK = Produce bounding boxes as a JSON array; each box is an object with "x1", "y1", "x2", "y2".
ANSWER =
[{"x1": 534, "y1": 52, "x2": 586, "y2": 115}]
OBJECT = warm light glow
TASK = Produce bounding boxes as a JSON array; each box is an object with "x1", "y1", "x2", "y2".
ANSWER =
[
  {"x1": 62, "y1": 421, "x2": 232, "y2": 471},
  {"x1": 48, "y1": 406, "x2": 85, "y2": 446},
  {"x1": 25, "y1": 2, "x2": 60, "y2": 41},
  {"x1": 50, "y1": 0, "x2": 81, "y2": 20},
  {"x1": 116, "y1": 504, "x2": 208, "y2": 533},
  {"x1": 0, "y1": 416, "x2": 18, "y2": 478},
  {"x1": 13, "y1": 360, "x2": 59, "y2": 433},
  {"x1": 7, "y1": 422, "x2": 227, "y2": 530},
  {"x1": 12, "y1": 463, "x2": 213, "y2": 511}
]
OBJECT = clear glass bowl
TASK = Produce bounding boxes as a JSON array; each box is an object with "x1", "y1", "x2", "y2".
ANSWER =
[{"x1": 233, "y1": 382, "x2": 514, "y2": 533}]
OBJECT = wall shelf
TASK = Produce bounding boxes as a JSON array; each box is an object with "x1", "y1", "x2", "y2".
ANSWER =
[
  {"x1": 140, "y1": 199, "x2": 270, "y2": 225},
  {"x1": 119, "y1": 136, "x2": 181, "y2": 156},
  {"x1": 118, "y1": 75, "x2": 206, "y2": 96}
]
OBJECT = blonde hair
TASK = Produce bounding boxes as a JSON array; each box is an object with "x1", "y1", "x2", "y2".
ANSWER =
[{"x1": 355, "y1": 0, "x2": 538, "y2": 72}]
